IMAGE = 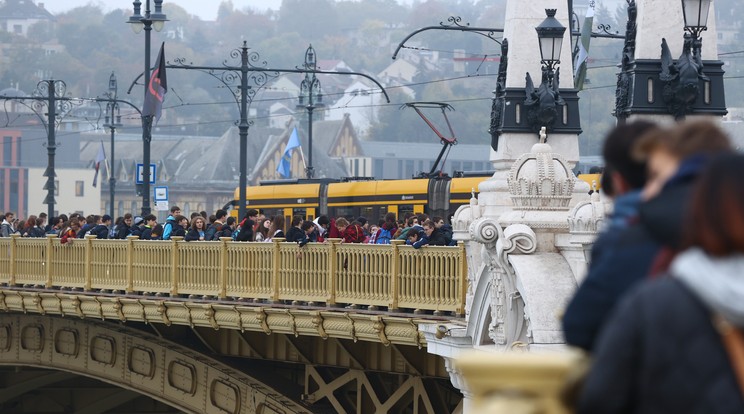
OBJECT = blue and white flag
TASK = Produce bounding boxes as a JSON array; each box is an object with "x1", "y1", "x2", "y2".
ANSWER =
[
  {"x1": 276, "y1": 127, "x2": 301, "y2": 178},
  {"x1": 574, "y1": 1, "x2": 595, "y2": 90}
]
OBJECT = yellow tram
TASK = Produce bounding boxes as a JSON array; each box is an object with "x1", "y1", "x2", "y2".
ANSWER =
[{"x1": 228, "y1": 175, "x2": 489, "y2": 223}]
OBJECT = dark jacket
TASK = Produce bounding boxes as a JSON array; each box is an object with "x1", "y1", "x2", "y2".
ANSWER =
[
  {"x1": 439, "y1": 224, "x2": 454, "y2": 245},
  {"x1": 204, "y1": 222, "x2": 222, "y2": 241},
  {"x1": 89, "y1": 224, "x2": 109, "y2": 239},
  {"x1": 235, "y1": 218, "x2": 255, "y2": 242},
  {"x1": 579, "y1": 276, "x2": 744, "y2": 414},
  {"x1": 214, "y1": 226, "x2": 234, "y2": 240},
  {"x1": 564, "y1": 159, "x2": 703, "y2": 352},
  {"x1": 140, "y1": 225, "x2": 155, "y2": 240},
  {"x1": 114, "y1": 222, "x2": 130, "y2": 239},
  {"x1": 286, "y1": 226, "x2": 306, "y2": 243},
  {"x1": 427, "y1": 228, "x2": 448, "y2": 246},
  {"x1": 171, "y1": 225, "x2": 186, "y2": 238},
  {"x1": 184, "y1": 228, "x2": 204, "y2": 241},
  {"x1": 26, "y1": 226, "x2": 46, "y2": 238}
]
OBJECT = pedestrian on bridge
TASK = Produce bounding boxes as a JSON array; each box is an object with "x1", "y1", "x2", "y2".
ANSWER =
[{"x1": 579, "y1": 153, "x2": 744, "y2": 414}]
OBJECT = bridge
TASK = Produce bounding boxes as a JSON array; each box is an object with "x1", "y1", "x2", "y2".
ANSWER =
[{"x1": 0, "y1": 234, "x2": 467, "y2": 413}]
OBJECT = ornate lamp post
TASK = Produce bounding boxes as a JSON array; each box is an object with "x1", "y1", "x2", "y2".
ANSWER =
[
  {"x1": 535, "y1": 9, "x2": 566, "y2": 85},
  {"x1": 128, "y1": 0, "x2": 167, "y2": 216},
  {"x1": 103, "y1": 72, "x2": 122, "y2": 218},
  {"x1": 296, "y1": 45, "x2": 325, "y2": 179}
]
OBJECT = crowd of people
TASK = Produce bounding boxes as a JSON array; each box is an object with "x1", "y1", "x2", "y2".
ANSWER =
[
  {"x1": 1, "y1": 205, "x2": 457, "y2": 249},
  {"x1": 562, "y1": 119, "x2": 744, "y2": 413}
]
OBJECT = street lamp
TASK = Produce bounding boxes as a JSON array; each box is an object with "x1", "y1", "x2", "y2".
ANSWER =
[
  {"x1": 128, "y1": 0, "x2": 167, "y2": 216},
  {"x1": 296, "y1": 44, "x2": 325, "y2": 179},
  {"x1": 681, "y1": 0, "x2": 711, "y2": 40},
  {"x1": 103, "y1": 72, "x2": 122, "y2": 218},
  {"x1": 535, "y1": 9, "x2": 566, "y2": 75}
]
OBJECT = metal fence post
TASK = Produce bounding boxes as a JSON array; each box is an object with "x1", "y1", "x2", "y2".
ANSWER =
[
  {"x1": 84, "y1": 235, "x2": 96, "y2": 291},
  {"x1": 390, "y1": 240, "x2": 405, "y2": 312},
  {"x1": 9, "y1": 234, "x2": 19, "y2": 285},
  {"x1": 271, "y1": 238, "x2": 284, "y2": 303},
  {"x1": 219, "y1": 237, "x2": 231, "y2": 299},
  {"x1": 126, "y1": 236, "x2": 138, "y2": 294},
  {"x1": 171, "y1": 236, "x2": 183, "y2": 296},
  {"x1": 327, "y1": 238, "x2": 342, "y2": 307}
]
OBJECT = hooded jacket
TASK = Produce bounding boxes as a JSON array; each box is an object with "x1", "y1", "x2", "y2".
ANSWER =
[{"x1": 579, "y1": 248, "x2": 744, "y2": 414}]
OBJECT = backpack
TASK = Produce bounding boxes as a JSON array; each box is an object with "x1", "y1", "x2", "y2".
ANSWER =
[
  {"x1": 345, "y1": 224, "x2": 366, "y2": 243},
  {"x1": 375, "y1": 227, "x2": 392, "y2": 244},
  {"x1": 231, "y1": 226, "x2": 240, "y2": 241}
]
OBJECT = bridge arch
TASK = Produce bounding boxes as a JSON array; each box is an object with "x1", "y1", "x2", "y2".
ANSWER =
[{"x1": 0, "y1": 314, "x2": 309, "y2": 414}]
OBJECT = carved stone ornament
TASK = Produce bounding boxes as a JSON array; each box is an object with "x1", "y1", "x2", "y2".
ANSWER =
[
  {"x1": 660, "y1": 33, "x2": 709, "y2": 119},
  {"x1": 524, "y1": 67, "x2": 565, "y2": 133},
  {"x1": 490, "y1": 38, "x2": 509, "y2": 151},
  {"x1": 567, "y1": 191, "x2": 606, "y2": 235},
  {"x1": 614, "y1": 0, "x2": 637, "y2": 120},
  {"x1": 489, "y1": 224, "x2": 537, "y2": 347},
  {"x1": 507, "y1": 135, "x2": 575, "y2": 211}
]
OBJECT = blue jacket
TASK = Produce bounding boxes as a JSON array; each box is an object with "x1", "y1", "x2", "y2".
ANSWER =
[
  {"x1": 162, "y1": 215, "x2": 176, "y2": 240},
  {"x1": 564, "y1": 157, "x2": 706, "y2": 352}
]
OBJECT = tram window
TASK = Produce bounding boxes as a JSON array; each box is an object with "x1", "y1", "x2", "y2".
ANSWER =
[
  {"x1": 292, "y1": 208, "x2": 307, "y2": 219},
  {"x1": 360, "y1": 206, "x2": 374, "y2": 222},
  {"x1": 399, "y1": 204, "x2": 414, "y2": 218},
  {"x1": 334, "y1": 207, "x2": 356, "y2": 219}
]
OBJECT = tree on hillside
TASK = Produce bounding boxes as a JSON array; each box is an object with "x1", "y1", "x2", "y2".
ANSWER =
[{"x1": 278, "y1": 0, "x2": 339, "y2": 40}]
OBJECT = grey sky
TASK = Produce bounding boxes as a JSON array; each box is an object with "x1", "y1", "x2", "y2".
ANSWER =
[{"x1": 43, "y1": 0, "x2": 414, "y2": 21}]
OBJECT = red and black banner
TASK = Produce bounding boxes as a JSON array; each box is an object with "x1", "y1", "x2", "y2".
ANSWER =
[{"x1": 143, "y1": 42, "x2": 167, "y2": 124}]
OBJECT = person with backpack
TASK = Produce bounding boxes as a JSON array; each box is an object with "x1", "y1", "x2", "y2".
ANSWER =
[
  {"x1": 162, "y1": 206, "x2": 181, "y2": 240},
  {"x1": 114, "y1": 213, "x2": 134, "y2": 239},
  {"x1": 205, "y1": 209, "x2": 227, "y2": 241},
  {"x1": 214, "y1": 216, "x2": 237, "y2": 240},
  {"x1": 235, "y1": 209, "x2": 258, "y2": 242},
  {"x1": 88, "y1": 215, "x2": 112, "y2": 239},
  {"x1": 371, "y1": 212, "x2": 397, "y2": 244},
  {"x1": 335, "y1": 218, "x2": 366, "y2": 243}
]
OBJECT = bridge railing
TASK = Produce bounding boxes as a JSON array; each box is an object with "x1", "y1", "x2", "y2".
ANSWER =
[{"x1": 0, "y1": 234, "x2": 467, "y2": 315}]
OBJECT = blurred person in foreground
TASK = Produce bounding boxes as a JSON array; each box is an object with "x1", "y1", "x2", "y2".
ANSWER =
[
  {"x1": 564, "y1": 120, "x2": 732, "y2": 352},
  {"x1": 563, "y1": 121, "x2": 659, "y2": 351},
  {"x1": 579, "y1": 153, "x2": 744, "y2": 414}
]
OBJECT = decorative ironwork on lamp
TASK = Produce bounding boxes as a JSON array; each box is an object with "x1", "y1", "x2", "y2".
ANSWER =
[
  {"x1": 658, "y1": 0, "x2": 712, "y2": 119},
  {"x1": 523, "y1": 9, "x2": 567, "y2": 133}
]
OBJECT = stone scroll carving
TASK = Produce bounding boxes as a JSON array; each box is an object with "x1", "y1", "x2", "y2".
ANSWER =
[{"x1": 470, "y1": 218, "x2": 537, "y2": 348}]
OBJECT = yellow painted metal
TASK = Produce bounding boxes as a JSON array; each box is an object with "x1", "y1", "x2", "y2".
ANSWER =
[
  {"x1": 449, "y1": 176, "x2": 486, "y2": 203},
  {"x1": 577, "y1": 173, "x2": 602, "y2": 190},
  {"x1": 3, "y1": 237, "x2": 467, "y2": 314},
  {"x1": 0, "y1": 236, "x2": 11, "y2": 283}
]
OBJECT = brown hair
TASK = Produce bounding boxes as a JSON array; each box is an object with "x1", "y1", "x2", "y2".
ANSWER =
[
  {"x1": 684, "y1": 154, "x2": 744, "y2": 256},
  {"x1": 634, "y1": 120, "x2": 732, "y2": 161},
  {"x1": 335, "y1": 217, "x2": 349, "y2": 228}
]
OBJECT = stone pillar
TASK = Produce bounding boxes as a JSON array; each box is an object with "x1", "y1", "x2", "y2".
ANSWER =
[
  {"x1": 480, "y1": 0, "x2": 584, "y2": 218},
  {"x1": 620, "y1": 0, "x2": 726, "y2": 122}
]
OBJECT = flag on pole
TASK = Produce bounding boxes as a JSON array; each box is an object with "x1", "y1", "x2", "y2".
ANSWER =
[
  {"x1": 143, "y1": 42, "x2": 168, "y2": 124},
  {"x1": 92, "y1": 140, "x2": 106, "y2": 187},
  {"x1": 276, "y1": 128, "x2": 302, "y2": 178},
  {"x1": 574, "y1": 1, "x2": 595, "y2": 91}
]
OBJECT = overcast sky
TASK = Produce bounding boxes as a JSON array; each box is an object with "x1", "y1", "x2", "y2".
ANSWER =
[
  {"x1": 43, "y1": 0, "x2": 413, "y2": 21},
  {"x1": 44, "y1": 0, "x2": 285, "y2": 20}
]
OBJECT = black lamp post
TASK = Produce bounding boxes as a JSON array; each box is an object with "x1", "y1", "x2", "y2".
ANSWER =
[
  {"x1": 103, "y1": 72, "x2": 122, "y2": 218},
  {"x1": 535, "y1": 9, "x2": 566, "y2": 82},
  {"x1": 128, "y1": 0, "x2": 167, "y2": 216},
  {"x1": 681, "y1": 0, "x2": 711, "y2": 44},
  {"x1": 296, "y1": 45, "x2": 325, "y2": 179}
]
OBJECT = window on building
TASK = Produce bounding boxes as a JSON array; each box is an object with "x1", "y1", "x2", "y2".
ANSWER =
[
  {"x1": 75, "y1": 181, "x2": 84, "y2": 197},
  {"x1": 3, "y1": 136, "x2": 11, "y2": 164},
  {"x1": 405, "y1": 160, "x2": 414, "y2": 178},
  {"x1": 374, "y1": 159, "x2": 383, "y2": 179}
]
